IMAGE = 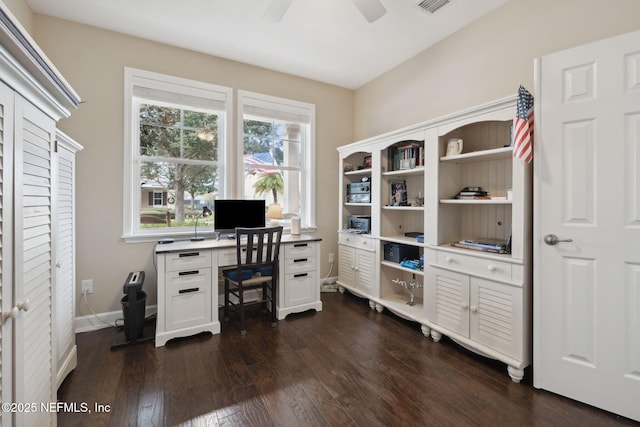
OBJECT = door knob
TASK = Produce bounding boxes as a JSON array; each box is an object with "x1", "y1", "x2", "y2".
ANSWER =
[
  {"x1": 544, "y1": 234, "x2": 573, "y2": 246},
  {"x1": 1, "y1": 307, "x2": 19, "y2": 325},
  {"x1": 17, "y1": 299, "x2": 30, "y2": 312}
]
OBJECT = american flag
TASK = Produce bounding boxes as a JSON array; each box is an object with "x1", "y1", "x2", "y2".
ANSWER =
[
  {"x1": 244, "y1": 152, "x2": 279, "y2": 174},
  {"x1": 513, "y1": 85, "x2": 534, "y2": 163}
]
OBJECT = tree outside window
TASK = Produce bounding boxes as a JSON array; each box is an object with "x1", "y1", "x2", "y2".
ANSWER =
[{"x1": 139, "y1": 103, "x2": 220, "y2": 228}]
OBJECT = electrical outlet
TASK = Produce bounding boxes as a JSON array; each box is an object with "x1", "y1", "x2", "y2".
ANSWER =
[
  {"x1": 81, "y1": 279, "x2": 93, "y2": 294},
  {"x1": 328, "y1": 253, "x2": 335, "y2": 263}
]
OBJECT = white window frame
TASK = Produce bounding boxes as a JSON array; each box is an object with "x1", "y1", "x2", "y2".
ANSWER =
[
  {"x1": 122, "y1": 67, "x2": 233, "y2": 242},
  {"x1": 237, "y1": 90, "x2": 316, "y2": 232}
]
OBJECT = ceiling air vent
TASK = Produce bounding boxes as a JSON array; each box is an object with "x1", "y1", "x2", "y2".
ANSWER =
[{"x1": 417, "y1": 0, "x2": 450, "y2": 13}]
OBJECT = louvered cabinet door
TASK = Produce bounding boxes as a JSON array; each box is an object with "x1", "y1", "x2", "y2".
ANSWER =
[
  {"x1": 469, "y1": 277, "x2": 523, "y2": 361},
  {"x1": 0, "y1": 80, "x2": 16, "y2": 427},
  {"x1": 54, "y1": 132, "x2": 81, "y2": 387},
  {"x1": 13, "y1": 95, "x2": 57, "y2": 427}
]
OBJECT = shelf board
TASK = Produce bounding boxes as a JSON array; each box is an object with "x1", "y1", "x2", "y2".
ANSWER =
[
  {"x1": 382, "y1": 205, "x2": 424, "y2": 210},
  {"x1": 440, "y1": 199, "x2": 512, "y2": 205},
  {"x1": 380, "y1": 235, "x2": 423, "y2": 246},
  {"x1": 377, "y1": 294, "x2": 425, "y2": 322},
  {"x1": 344, "y1": 168, "x2": 372, "y2": 176},
  {"x1": 381, "y1": 260, "x2": 424, "y2": 275},
  {"x1": 382, "y1": 166, "x2": 425, "y2": 177},
  {"x1": 440, "y1": 146, "x2": 513, "y2": 163},
  {"x1": 344, "y1": 202, "x2": 372, "y2": 207}
]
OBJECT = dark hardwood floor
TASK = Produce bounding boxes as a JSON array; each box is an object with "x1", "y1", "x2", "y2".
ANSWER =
[{"x1": 58, "y1": 292, "x2": 637, "y2": 427}]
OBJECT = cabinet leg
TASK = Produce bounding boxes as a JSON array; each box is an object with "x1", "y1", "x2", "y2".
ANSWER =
[
  {"x1": 375, "y1": 303, "x2": 384, "y2": 313},
  {"x1": 507, "y1": 365, "x2": 524, "y2": 383},
  {"x1": 337, "y1": 285, "x2": 345, "y2": 294},
  {"x1": 368, "y1": 300, "x2": 376, "y2": 310},
  {"x1": 420, "y1": 325, "x2": 431, "y2": 337},
  {"x1": 431, "y1": 330, "x2": 442, "y2": 342}
]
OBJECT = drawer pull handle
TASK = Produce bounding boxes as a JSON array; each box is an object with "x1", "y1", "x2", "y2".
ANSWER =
[
  {"x1": 294, "y1": 243, "x2": 309, "y2": 248},
  {"x1": 179, "y1": 287, "x2": 199, "y2": 294},
  {"x1": 179, "y1": 252, "x2": 200, "y2": 258},
  {"x1": 179, "y1": 270, "x2": 199, "y2": 276},
  {"x1": 294, "y1": 258, "x2": 308, "y2": 263},
  {"x1": 446, "y1": 256, "x2": 453, "y2": 263},
  {"x1": 294, "y1": 273, "x2": 308, "y2": 278},
  {"x1": 487, "y1": 265, "x2": 497, "y2": 272}
]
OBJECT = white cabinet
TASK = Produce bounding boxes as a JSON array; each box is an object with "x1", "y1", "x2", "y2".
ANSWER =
[
  {"x1": 1, "y1": 13, "x2": 80, "y2": 425},
  {"x1": 336, "y1": 96, "x2": 532, "y2": 382},
  {"x1": 278, "y1": 241, "x2": 322, "y2": 319},
  {"x1": 54, "y1": 131, "x2": 82, "y2": 388},
  {"x1": 423, "y1": 96, "x2": 532, "y2": 382},
  {"x1": 337, "y1": 233, "x2": 377, "y2": 306},
  {"x1": 426, "y1": 249, "x2": 527, "y2": 382},
  {"x1": 156, "y1": 249, "x2": 219, "y2": 347}
]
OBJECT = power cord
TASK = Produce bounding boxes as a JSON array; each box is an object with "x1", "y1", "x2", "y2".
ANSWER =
[{"x1": 81, "y1": 290, "x2": 116, "y2": 328}]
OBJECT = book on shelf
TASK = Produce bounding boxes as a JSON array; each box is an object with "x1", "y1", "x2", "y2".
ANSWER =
[
  {"x1": 450, "y1": 238, "x2": 510, "y2": 254},
  {"x1": 456, "y1": 195, "x2": 491, "y2": 200},
  {"x1": 388, "y1": 140, "x2": 424, "y2": 171},
  {"x1": 450, "y1": 242, "x2": 508, "y2": 254}
]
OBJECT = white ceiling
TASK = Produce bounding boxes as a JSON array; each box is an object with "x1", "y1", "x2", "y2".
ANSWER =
[{"x1": 25, "y1": 0, "x2": 511, "y2": 89}]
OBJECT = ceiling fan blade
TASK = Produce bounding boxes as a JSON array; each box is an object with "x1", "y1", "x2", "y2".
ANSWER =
[
  {"x1": 263, "y1": 0, "x2": 294, "y2": 22},
  {"x1": 352, "y1": 0, "x2": 387, "y2": 23}
]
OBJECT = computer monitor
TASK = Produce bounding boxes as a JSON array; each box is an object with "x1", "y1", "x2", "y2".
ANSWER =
[{"x1": 213, "y1": 199, "x2": 266, "y2": 235}]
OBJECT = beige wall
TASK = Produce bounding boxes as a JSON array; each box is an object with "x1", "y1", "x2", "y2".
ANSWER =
[
  {"x1": 8, "y1": 0, "x2": 640, "y2": 320},
  {"x1": 354, "y1": 0, "x2": 640, "y2": 140},
  {"x1": 31, "y1": 15, "x2": 353, "y2": 316}
]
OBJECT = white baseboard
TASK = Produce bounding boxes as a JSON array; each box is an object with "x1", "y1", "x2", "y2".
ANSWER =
[{"x1": 75, "y1": 305, "x2": 157, "y2": 333}]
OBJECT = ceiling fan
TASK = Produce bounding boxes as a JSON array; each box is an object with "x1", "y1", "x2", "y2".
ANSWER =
[{"x1": 264, "y1": 0, "x2": 387, "y2": 23}]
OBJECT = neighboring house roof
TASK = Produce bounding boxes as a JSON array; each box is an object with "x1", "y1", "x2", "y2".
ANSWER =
[{"x1": 141, "y1": 180, "x2": 166, "y2": 190}]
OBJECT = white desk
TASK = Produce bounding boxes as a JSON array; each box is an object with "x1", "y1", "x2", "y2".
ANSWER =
[{"x1": 154, "y1": 234, "x2": 322, "y2": 346}]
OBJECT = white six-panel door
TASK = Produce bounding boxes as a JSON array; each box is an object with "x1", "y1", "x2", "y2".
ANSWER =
[{"x1": 534, "y1": 29, "x2": 640, "y2": 422}]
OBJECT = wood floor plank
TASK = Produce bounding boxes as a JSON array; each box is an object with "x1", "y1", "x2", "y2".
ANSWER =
[{"x1": 58, "y1": 292, "x2": 638, "y2": 427}]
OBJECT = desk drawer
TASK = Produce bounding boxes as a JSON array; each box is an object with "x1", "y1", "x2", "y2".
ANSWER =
[
  {"x1": 283, "y1": 272, "x2": 315, "y2": 306},
  {"x1": 218, "y1": 249, "x2": 237, "y2": 267},
  {"x1": 219, "y1": 247, "x2": 272, "y2": 266},
  {"x1": 284, "y1": 256, "x2": 316, "y2": 274},
  {"x1": 166, "y1": 268, "x2": 212, "y2": 330},
  {"x1": 165, "y1": 250, "x2": 211, "y2": 272},
  {"x1": 285, "y1": 242, "x2": 316, "y2": 259},
  {"x1": 436, "y1": 251, "x2": 511, "y2": 281},
  {"x1": 338, "y1": 233, "x2": 374, "y2": 252}
]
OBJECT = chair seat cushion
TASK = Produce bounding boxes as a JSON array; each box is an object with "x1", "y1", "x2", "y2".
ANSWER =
[
  {"x1": 254, "y1": 266, "x2": 273, "y2": 277},
  {"x1": 224, "y1": 269, "x2": 253, "y2": 281}
]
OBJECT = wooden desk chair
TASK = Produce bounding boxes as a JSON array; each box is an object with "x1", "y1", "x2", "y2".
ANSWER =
[{"x1": 223, "y1": 226, "x2": 283, "y2": 335}]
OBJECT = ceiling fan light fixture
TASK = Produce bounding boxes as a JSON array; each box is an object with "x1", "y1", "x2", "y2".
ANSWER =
[{"x1": 417, "y1": 0, "x2": 450, "y2": 14}]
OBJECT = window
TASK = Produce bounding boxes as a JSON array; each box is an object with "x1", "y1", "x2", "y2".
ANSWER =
[
  {"x1": 123, "y1": 68, "x2": 232, "y2": 241},
  {"x1": 152, "y1": 191, "x2": 165, "y2": 206},
  {"x1": 238, "y1": 91, "x2": 315, "y2": 231}
]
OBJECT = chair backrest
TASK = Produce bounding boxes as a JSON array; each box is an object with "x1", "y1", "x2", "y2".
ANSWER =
[{"x1": 235, "y1": 226, "x2": 283, "y2": 271}]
